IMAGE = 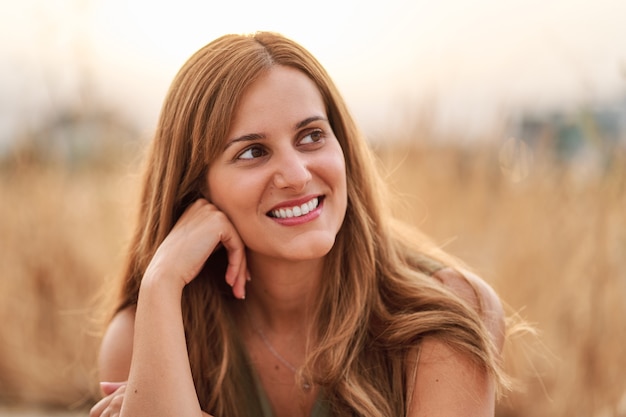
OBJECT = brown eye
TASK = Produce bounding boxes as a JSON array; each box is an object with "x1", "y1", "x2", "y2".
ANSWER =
[
  {"x1": 301, "y1": 129, "x2": 323, "y2": 144},
  {"x1": 238, "y1": 145, "x2": 267, "y2": 160}
]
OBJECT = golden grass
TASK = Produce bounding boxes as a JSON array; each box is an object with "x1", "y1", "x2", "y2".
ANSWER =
[
  {"x1": 0, "y1": 142, "x2": 624, "y2": 416},
  {"x1": 378, "y1": 144, "x2": 626, "y2": 417},
  {"x1": 0, "y1": 164, "x2": 138, "y2": 409}
]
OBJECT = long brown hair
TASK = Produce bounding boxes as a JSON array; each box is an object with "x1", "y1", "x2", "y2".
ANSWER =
[{"x1": 114, "y1": 32, "x2": 505, "y2": 416}]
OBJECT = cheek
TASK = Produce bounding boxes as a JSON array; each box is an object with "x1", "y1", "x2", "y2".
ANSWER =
[
  {"x1": 325, "y1": 148, "x2": 347, "y2": 193},
  {"x1": 314, "y1": 148, "x2": 348, "y2": 217},
  {"x1": 335, "y1": 157, "x2": 348, "y2": 217},
  {"x1": 206, "y1": 171, "x2": 236, "y2": 209},
  {"x1": 207, "y1": 171, "x2": 263, "y2": 217}
]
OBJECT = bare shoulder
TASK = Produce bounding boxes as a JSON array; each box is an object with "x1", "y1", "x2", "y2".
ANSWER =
[
  {"x1": 98, "y1": 306, "x2": 136, "y2": 384},
  {"x1": 404, "y1": 269, "x2": 503, "y2": 416},
  {"x1": 406, "y1": 336, "x2": 497, "y2": 417},
  {"x1": 433, "y1": 267, "x2": 505, "y2": 350}
]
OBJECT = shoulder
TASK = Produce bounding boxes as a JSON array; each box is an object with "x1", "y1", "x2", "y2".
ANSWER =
[
  {"x1": 98, "y1": 306, "x2": 136, "y2": 384},
  {"x1": 432, "y1": 267, "x2": 505, "y2": 351},
  {"x1": 404, "y1": 268, "x2": 503, "y2": 416},
  {"x1": 406, "y1": 336, "x2": 497, "y2": 416}
]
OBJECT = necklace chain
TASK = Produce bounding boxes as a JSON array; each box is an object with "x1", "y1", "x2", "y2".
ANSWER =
[
  {"x1": 252, "y1": 324, "x2": 299, "y2": 373},
  {"x1": 245, "y1": 307, "x2": 312, "y2": 391}
]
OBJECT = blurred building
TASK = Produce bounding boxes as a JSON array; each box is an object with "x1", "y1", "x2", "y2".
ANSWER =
[
  {"x1": 509, "y1": 96, "x2": 626, "y2": 175},
  {"x1": 2, "y1": 104, "x2": 139, "y2": 169}
]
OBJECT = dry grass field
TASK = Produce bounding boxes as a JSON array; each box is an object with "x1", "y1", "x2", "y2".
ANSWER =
[{"x1": 0, "y1": 136, "x2": 624, "y2": 416}]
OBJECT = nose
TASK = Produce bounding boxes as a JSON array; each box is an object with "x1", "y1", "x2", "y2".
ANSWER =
[{"x1": 272, "y1": 149, "x2": 312, "y2": 192}]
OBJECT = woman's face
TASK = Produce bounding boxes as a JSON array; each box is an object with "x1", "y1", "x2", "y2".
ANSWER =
[{"x1": 206, "y1": 65, "x2": 347, "y2": 263}]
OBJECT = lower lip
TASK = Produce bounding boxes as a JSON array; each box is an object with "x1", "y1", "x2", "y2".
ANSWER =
[{"x1": 270, "y1": 200, "x2": 324, "y2": 226}]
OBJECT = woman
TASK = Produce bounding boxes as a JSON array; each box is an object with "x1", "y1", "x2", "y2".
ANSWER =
[{"x1": 90, "y1": 31, "x2": 507, "y2": 417}]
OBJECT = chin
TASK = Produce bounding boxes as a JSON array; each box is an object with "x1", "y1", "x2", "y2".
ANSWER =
[
  {"x1": 276, "y1": 233, "x2": 338, "y2": 261},
  {"x1": 285, "y1": 238, "x2": 337, "y2": 261},
  {"x1": 294, "y1": 245, "x2": 335, "y2": 261}
]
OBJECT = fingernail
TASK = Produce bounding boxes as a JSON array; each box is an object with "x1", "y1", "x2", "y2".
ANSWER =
[
  {"x1": 226, "y1": 275, "x2": 235, "y2": 287},
  {"x1": 100, "y1": 381, "x2": 126, "y2": 394}
]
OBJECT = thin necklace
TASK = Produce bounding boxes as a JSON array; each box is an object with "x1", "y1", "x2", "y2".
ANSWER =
[{"x1": 245, "y1": 308, "x2": 312, "y2": 391}]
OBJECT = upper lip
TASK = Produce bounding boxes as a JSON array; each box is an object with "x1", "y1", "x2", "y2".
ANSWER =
[{"x1": 267, "y1": 194, "x2": 323, "y2": 212}]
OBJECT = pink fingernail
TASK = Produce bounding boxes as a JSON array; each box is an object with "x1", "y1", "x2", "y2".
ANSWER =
[{"x1": 100, "y1": 381, "x2": 126, "y2": 394}]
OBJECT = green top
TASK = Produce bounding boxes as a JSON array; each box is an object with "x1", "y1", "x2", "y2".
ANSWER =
[
  {"x1": 250, "y1": 369, "x2": 330, "y2": 417},
  {"x1": 232, "y1": 336, "x2": 330, "y2": 417},
  {"x1": 231, "y1": 255, "x2": 445, "y2": 416}
]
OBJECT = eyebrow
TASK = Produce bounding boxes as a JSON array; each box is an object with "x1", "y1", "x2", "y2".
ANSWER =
[
  {"x1": 295, "y1": 115, "x2": 328, "y2": 129},
  {"x1": 224, "y1": 115, "x2": 328, "y2": 150},
  {"x1": 224, "y1": 132, "x2": 265, "y2": 150}
]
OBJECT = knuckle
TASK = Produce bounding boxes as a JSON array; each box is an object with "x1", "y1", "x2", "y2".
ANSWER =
[
  {"x1": 89, "y1": 400, "x2": 105, "y2": 417},
  {"x1": 208, "y1": 209, "x2": 227, "y2": 224},
  {"x1": 111, "y1": 394, "x2": 125, "y2": 407}
]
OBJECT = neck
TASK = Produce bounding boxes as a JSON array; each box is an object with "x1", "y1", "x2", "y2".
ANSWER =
[{"x1": 243, "y1": 255, "x2": 324, "y2": 335}]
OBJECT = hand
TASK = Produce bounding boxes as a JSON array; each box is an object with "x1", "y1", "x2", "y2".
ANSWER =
[
  {"x1": 91, "y1": 382, "x2": 215, "y2": 417},
  {"x1": 145, "y1": 199, "x2": 249, "y2": 299},
  {"x1": 90, "y1": 382, "x2": 126, "y2": 417}
]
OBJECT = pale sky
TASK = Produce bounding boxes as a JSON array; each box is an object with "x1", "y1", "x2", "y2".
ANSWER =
[{"x1": 1, "y1": 0, "x2": 626, "y2": 146}]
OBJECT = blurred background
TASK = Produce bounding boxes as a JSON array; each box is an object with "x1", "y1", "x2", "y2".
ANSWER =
[{"x1": 1, "y1": 0, "x2": 625, "y2": 416}]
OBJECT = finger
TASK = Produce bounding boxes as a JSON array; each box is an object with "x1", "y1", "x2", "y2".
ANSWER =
[
  {"x1": 100, "y1": 381, "x2": 126, "y2": 395},
  {"x1": 219, "y1": 229, "x2": 247, "y2": 293},
  {"x1": 232, "y1": 257, "x2": 249, "y2": 300},
  {"x1": 228, "y1": 252, "x2": 247, "y2": 299},
  {"x1": 90, "y1": 394, "x2": 113, "y2": 417}
]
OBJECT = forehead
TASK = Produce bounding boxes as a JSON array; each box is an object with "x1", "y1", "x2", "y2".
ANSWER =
[{"x1": 227, "y1": 65, "x2": 327, "y2": 135}]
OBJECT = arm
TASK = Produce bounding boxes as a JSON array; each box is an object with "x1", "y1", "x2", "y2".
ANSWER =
[
  {"x1": 407, "y1": 337, "x2": 497, "y2": 417},
  {"x1": 91, "y1": 199, "x2": 248, "y2": 417},
  {"x1": 91, "y1": 306, "x2": 213, "y2": 417},
  {"x1": 98, "y1": 306, "x2": 135, "y2": 384},
  {"x1": 89, "y1": 307, "x2": 134, "y2": 417},
  {"x1": 121, "y1": 268, "x2": 203, "y2": 416},
  {"x1": 406, "y1": 268, "x2": 505, "y2": 417}
]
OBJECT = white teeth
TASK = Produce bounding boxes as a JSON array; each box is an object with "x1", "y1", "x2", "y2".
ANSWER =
[{"x1": 271, "y1": 197, "x2": 319, "y2": 219}]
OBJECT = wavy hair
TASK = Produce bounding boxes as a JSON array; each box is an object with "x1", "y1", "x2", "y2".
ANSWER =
[{"x1": 113, "y1": 32, "x2": 505, "y2": 416}]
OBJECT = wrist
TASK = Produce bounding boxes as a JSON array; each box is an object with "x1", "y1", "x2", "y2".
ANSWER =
[{"x1": 140, "y1": 266, "x2": 186, "y2": 300}]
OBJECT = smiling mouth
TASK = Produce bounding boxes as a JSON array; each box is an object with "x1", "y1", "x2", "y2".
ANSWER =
[{"x1": 268, "y1": 196, "x2": 323, "y2": 219}]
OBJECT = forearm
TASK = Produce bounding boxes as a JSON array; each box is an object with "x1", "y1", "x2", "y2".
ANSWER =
[{"x1": 120, "y1": 274, "x2": 203, "y2": 417}]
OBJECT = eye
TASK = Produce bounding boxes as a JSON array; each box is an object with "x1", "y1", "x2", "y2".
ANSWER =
[
  {"x1": 300, "y1": 129, "x2": 324, "y2": 145},
  {"x1": 237, "y1": 145, "x2": 267, "y2": 160}
]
